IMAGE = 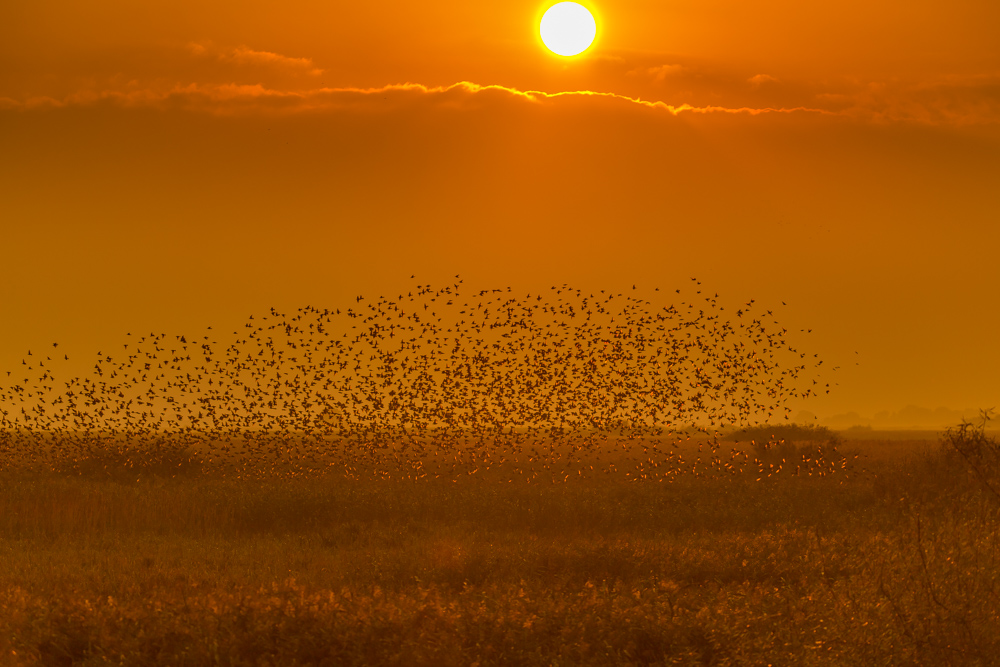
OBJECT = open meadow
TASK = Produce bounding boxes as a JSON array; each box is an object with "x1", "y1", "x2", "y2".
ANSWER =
[{"x1": 2, "y1": 425, "x2": 999, "y2": 667}]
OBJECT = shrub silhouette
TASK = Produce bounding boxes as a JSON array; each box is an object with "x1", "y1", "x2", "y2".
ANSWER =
[
  {"x1": 942, "y1": 407, "x2": 999, "y2": 500},
  {"x1": 728, "y1": 422, "x2": 840, "y2": 460}
]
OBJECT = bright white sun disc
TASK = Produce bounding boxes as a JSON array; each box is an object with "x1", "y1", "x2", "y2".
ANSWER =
[{"x1": 540, "y1": 3, "x2": 596, "y2": 57}]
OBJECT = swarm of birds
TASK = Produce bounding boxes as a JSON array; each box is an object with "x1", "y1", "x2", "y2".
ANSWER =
[{"x1": 0, "y1": 280, "x2": 844, "y2": 481}]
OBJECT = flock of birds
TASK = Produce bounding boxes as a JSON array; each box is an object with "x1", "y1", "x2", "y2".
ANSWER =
[{"x1": 0, "y1": 280, "x2": 845, "y2": 482}]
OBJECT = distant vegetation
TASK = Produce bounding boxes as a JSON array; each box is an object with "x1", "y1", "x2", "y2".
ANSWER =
[
  {"x1": 725, "y1": 422, "x2": 842, "y2": 460},
  {"x1": 727, "y1": 422, "x2": 840, "y2": 443}
]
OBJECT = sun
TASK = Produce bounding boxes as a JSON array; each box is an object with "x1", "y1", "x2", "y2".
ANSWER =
[{"x1": 539, "y1": 3, "x2": 597, "y2": 57}]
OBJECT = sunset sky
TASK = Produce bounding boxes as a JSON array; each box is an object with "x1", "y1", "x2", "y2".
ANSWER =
[{"x1": 2, "y1": 0, "x2": 998, "y2": 427}]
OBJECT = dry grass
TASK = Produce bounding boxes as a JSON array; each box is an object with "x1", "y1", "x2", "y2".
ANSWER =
[{"x1": 0, "y1": 435, "x2": 998, "y2": 666}]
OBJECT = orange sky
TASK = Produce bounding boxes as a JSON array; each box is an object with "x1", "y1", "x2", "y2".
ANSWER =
[{"x1": 2, "y1": 0, "x2": 999, "y2": 427}]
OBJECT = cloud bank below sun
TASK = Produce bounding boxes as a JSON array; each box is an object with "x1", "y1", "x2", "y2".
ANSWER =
[
  {"x1": 0, "y1": 80, "x2": 837, "y2": 118},
  {"x1": 1, "y1": 40, "x2": 998, "y2": 126},
  {"x1": 2, "y1": 77, "x2": 999, "y2": 129}
]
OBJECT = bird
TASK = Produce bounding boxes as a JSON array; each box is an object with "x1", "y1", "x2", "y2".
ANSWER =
[{"x1": 0, "y1": 280, "x2": 835, "y2": 484}]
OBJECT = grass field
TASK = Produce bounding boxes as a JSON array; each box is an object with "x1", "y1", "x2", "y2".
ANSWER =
[{"x1": 2, "y1": 431, "x2": 998, "y2": 666}]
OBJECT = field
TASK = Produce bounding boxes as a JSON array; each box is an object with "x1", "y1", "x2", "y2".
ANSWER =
[{"x1": 2, "y1": 428, "x2": 999, "y2": 666}]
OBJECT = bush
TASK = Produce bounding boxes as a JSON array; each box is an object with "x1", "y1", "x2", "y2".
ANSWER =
[
  {"x1": 728, "y1": 423, "x2": 840, "y2": 459},
  {"x1": 729, "y1": 422, "x2": 839, "y2": 443},
  {"x1": 941, "y1": 408, "x2": 999, "y2": 501}
]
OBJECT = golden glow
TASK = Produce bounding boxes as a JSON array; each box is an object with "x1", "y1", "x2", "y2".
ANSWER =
[
  {"x1": 1, "y1": 0, "x2": 999, "y2": 424},
  {"x1": 540, "y1": 3, "x2": 597, "y2": 57}
]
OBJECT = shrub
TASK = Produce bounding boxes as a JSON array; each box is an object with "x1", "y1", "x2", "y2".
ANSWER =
[
  {"x1": 728, "y1": 423, "x2": 840, "y2": 459},
  {"x1": 941, "y1": 407, "x2": 999, "y2": 501}
]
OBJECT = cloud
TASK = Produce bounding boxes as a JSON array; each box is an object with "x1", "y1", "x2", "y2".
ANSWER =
[
  {"x1": 187, "y1": 42, "x2": 324, "y2": 76},
  {"x1": 815, "y1": 74, "x2": 1000, "y2": 125},
  {"x1": 628, "y1": 64, "x2": 685, "y2": 81},
  {"x1": 225, "y1": 47, "x2": 323, "y2": 76},
  {"x1": 748, "y1": 74, "x2": 779, "y2": 86},
  {"x1": 0, "y1": 80, "x2": 833, "y2": 118},
  {"x1": 3, "y1": 69, "x2": 999, "y2": 126},
  {"x1": 185, "y1": 42, "x2": 209, "y2": 57},
  {"x1": 6, "y1": 40, "x2": 997, "y2": 125}
]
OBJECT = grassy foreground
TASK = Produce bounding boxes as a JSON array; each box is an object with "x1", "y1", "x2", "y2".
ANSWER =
[{"x1": 1, "y1": 436, "x2": 998, "y2": 666}]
